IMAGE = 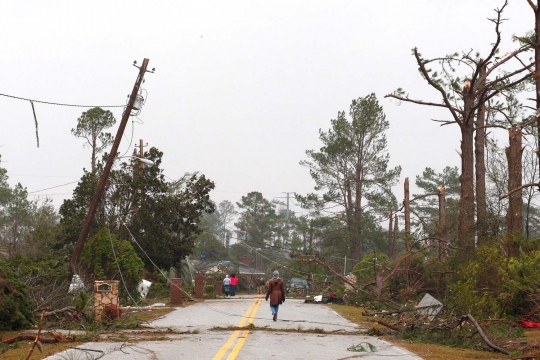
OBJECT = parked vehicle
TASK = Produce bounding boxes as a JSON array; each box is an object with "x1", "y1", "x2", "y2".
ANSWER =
[{"x1": 286, "y1": 278, "x2": 309, "y2": 292}]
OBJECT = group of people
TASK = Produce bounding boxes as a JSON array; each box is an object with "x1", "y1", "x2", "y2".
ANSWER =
[
  {"x1": 222, "y1": 273, "x2": 238, "y2": 297},
  {"x1": 222, "y1": 270, "x2": 286, "y2": 322}
]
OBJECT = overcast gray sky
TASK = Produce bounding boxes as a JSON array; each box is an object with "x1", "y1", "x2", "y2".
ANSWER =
[{"x1": 0, "y1": 1, "x2": 533, "y2": 215}]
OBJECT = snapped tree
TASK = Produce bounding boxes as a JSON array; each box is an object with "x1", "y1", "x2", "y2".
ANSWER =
[{"x1": 386, "y1": 1, "x2": 532, "y2": 249}]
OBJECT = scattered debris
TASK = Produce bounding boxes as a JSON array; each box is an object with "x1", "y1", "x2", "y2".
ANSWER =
[
  {"x1": 416, "y1": 293, "x2": 443, "y2": 321},
  {"x1": 347, "y1": 342, "x2": 376, "y2": 352},
  {"x1": 138, "y1": 279, "x2": 152, "y2": 299},
  {"x1": 306, "y1": 293, "x2": 344, "y2": 304}
]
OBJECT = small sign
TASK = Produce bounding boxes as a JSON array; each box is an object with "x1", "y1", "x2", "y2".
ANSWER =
[{"x1": 97, "y1": 283, "x2": 112, "y2": 292}]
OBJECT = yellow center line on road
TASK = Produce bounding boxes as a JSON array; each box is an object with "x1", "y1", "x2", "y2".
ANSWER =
[
  {"x1": 226, "y1": 298, "x2": 262, "y2": 360},
  {"x1": 212, "y1": 296, "x2": 262, "y2": 360}
]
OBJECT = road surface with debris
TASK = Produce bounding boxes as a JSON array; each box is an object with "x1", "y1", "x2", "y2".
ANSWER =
[{"x1": 45, "y1": 295, "x2": 421, "y2": 359}]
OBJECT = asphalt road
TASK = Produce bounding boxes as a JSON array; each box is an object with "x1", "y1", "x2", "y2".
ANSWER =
[{"x1": 45, "y1": 295, "x2": 421, "y2": 360}]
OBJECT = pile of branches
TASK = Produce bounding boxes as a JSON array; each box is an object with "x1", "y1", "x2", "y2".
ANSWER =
[{"x1": 364, "y1": 306, "x2": 520, "y2": 355}]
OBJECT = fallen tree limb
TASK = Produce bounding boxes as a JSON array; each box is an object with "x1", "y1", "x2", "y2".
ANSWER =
[
  {"x1": 3, "y1": 335, "x2": 59, "y2": 344},
  {"x1": 377, "y1": 319, "x2": 401, "y2": 332},
  {"x1": 363, "y1": 304, "x2": 442, "y2": 316},
  {"x1": 42, "y1": 306, "x2": 77, "y2": 317},
  {"x1": 463, "y1": 313, "x2": 509, "y2": 355},
  {"x1": 25, "y1": 311, "x2": 45, "y2": 360}
]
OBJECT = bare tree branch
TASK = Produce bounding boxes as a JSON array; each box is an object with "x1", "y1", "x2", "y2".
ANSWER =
[
  {"x1": 413, "y1": 48, "x2": 462, "y2": 124},
  {"x1": 499, "y1": 183, "x2": 540, "y2": 200},
  {"x1": 384, "y1": 94, "x2": 459, "y2": 112},
  {"x1": 474, "y1": 0, "x2": 508, "y2": 82}
]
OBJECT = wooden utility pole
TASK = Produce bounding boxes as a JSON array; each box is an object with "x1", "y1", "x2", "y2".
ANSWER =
[
  {"x1": 68, "y1": 59, "x2": 150, "y2": 281},
  {"x1": 135, "y1": 139, "x2": 147, "y2": 167}
]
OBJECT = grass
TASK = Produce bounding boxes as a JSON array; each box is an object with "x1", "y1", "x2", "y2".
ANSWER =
[
  {"x1": 326, "y1": 304, "x2": 528, "y2": 360},
  {"x1": 0, "y1": 305, "x2": 179, "y2": 360}
]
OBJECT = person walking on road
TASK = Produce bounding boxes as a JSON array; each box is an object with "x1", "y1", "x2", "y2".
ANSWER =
[
  {"x1": 258, "y1": 278, "x2": 265, "y2": 294},
  {"x1": 223, "y1": 274, "x2": 231, "y2": 297},
  {"x1": 265, "y1": 270, "x2": 285, "y2": 321},
  {"x1": 230, "y1": 273, "x2": 238, "y2": 296}
]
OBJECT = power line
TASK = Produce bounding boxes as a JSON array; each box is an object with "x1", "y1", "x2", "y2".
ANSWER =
[
  {"x1": 0, "y1": 92, "x2": 126, "y2": 108},
  {"x1": 120, "y1": 220, "x2": 360, "y2": 329},
  {"x1": 27, "y1": 181, "x2": 79, "y2": 194}
]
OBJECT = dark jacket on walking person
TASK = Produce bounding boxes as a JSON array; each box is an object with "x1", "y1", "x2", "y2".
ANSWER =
[{"x1": 265, "y1": 270, "x2": 285, "y2": 321}]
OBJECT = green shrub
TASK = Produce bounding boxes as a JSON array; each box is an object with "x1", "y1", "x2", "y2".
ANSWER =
[
  {"x1": 0, "y1": 261, "x2": 34, "y2": 330},
  {"x1": 447, "y1": 246, "x2": 507, "y2": 318},
  {"x1": 81, "y1": 227, "x2": 144, "y2": 303},
  {"x1": 204, "y1": 284, "x2": 215, "y2": 294},
  {"x1": 446, "y1": 245, "x2": 540, "y2": 319}
]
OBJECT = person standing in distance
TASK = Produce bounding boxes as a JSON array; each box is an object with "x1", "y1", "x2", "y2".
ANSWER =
[
  {"x1": 223, "y1": 274, "x2": 231, "y2": 297},
  {"x1": 230, "y1": 274, "x2": 238, "y2": 296},
  {"x1": 265, "y1": 270, "x2": 285, "y2": 321}
]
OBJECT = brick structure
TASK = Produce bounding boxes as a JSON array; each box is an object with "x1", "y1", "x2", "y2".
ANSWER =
[
  {"x1": 170, "y1": 278, "x2": 183, "y2": 306},
  {"x1": 237, "y1": 256, "x2": 251, "y2": 266},
  {"x1": 194, "y1": 275, "x2": 204, "y2": 298},
  {"x1": 215, "y1": 280, "x2": 222, "y2": 295},
  {"x1": 94, "y1": 280, "x2": 119, "y2": 321}
]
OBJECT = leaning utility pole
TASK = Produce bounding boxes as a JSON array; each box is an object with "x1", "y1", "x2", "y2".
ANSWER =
[{"x1": 68, "y1": 58, "x2": 151, "y2": 281}]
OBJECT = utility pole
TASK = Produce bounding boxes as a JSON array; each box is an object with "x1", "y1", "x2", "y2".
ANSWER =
[
  {"x1": 135, "y1": 139, "x2": 148, "y2": 165},
  {"x1": 275, "y1": 192, "x2": 293, "y2": 249},
  {"x1": 130, "y1": 139, "x2": 148, "y2": 217},
  {"x1": 68, "y1": 59, "x2": 151, "y2": 281}
]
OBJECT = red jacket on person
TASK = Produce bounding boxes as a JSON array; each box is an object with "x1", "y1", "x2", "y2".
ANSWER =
[{"x1": 230, "y1": 276, "x2": 238, "y2": 286}]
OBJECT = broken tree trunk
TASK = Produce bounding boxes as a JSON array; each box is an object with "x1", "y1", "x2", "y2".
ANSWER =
[
  {"x1": 505, "y1": 127, "x2": 523, "y2": 252},
  {"x1": 404, "y1": 177, "x2": 411, "y2": 251},
  {"x1": 388, "y1": 212, "x2": 395, "y2": 258},
  {"x1": 438, "y1": 185, "x2": 447, "y2": 260},
  {"x1": 393, "y1": 214, "x2": 398, "y2": 254},
  {"x1": 475, "y1": 63, "x2": 488, "y2": 245}
]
